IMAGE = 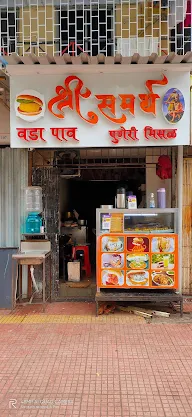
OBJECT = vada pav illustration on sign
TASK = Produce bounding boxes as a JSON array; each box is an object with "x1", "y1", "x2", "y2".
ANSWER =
[{"x1": 15, "y1": 90, "x2": 45, "y2": 122}]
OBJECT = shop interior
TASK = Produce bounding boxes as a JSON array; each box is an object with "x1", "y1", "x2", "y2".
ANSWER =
[
  {"x1": 57, "y1": 147, "x2": 173, "y2": 298},
  {"x1": 59, "y1": 172, "x2": 144, "y2": 274}
]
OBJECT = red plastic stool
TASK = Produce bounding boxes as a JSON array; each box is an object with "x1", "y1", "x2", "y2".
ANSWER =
[{"x1": 72, "y1": 245, "x2": 91, "y2": 278}]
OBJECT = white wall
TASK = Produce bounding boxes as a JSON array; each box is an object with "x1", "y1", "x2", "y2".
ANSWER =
[
  {"x1": 146, "y1": 149, "x2": 172, "y2": 208},
  {"x1": 0, "y1": 102, "x2": 10, "y2": 145}
]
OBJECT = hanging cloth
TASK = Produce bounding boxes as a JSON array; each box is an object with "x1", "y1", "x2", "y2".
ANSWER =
[
  {"x1": 169, "y1": 0, "x2": 188, "y2": 28},
  {"x1": 179, "y1": 0, "x2": 191, "y2": 29},
  {"x1": 156, "y1": 155, "x2": 172, "y2": 180}
]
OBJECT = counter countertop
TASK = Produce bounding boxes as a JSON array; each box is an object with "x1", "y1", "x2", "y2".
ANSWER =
[{"x1": 12, "y1": 251, "x2": 51, "y2": 259}]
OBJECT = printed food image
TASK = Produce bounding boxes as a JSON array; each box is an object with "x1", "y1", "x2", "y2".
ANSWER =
[
  {"x1": 152, "y1": 254, "x2": 174, "y2": 269},
  {"x1": 152, "y1": 237, "x2": 175, "y2": 253},
  {"x1": 102, "y1": 253, "x2": 124, "y2": 268},
  {"x1": 127, "y1": 237, "x2": 149, "y2": 253},
  {"x1": 152, "y1": 271, "x2": 174, "y2": 287},
  {"x1": 126, "y1": 270, "x2": 149, "y2": 286},
  {"x1": 127, "y1": 254, "x2": 149, "y2": 270},
  {"x1": 102, "y1": 270, "x2": 124, "y2": 286},
  {"x1": 102, "y1": 236, "x2": 124, "y2": 252},
  {"x1": 16, "y1": 94, "x2": 43, "y2": 116}
]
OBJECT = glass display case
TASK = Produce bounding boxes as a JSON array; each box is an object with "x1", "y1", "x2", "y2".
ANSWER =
[
  {"x1": 97, "y1": 209, "x2": 178, "y2": 235},
  {"x1": 96, "y1": 209, "x2": 179, "y2": 291}
]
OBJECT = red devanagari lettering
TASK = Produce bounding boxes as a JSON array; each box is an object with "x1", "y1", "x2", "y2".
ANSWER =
[
  {"x1": 95, "y1": 95, "x2": 126, "y2": 124},
  {"x1": 139, "y1": 93, "x2": 160, "y2": 116},
  {"x1": 144, "y1": 126, "x2": 157, "y2": 140},
  {"x1": 28, "y1": 128, "x2": 46, "y2": 141},
  {"x1": 16, "y1": 128, "x2": 28, "y2": 141},
  {"x1": 51, "y1": 128, "x2": 67, "y2": 141},
  {"x1": 124, "y1": 126, "x2": 139, "y2": 141},
  {"x1": 16, "y1": 128, "x2": 46, "y2": 142},
  {"x1": 164, "y1": 129, "x2": 177, "y2": 139},
  {"x1": 109, "y1": 126, "x2": 139, "y2": 144},
  {"x1": 108, "y1": 128, "x2": 125, "y2": 144},
  {"x1": 48, "y1": 76, "x2": 98, "y2": 124},
  {"x1": 119, "y1": 94, "x2": 135, "y2": 116},
  {"x1": 144, "y1": 126, "x2": 177, "y2": 141},
  {"x1": 139, "y1": 74, "x2": 168, "y2": 116},
  {"x1": 65, "y1": 127, "x2": 79, "y2": 141},
  {"x1": 50, "y1": 127, "x2": 79, "y2": 142}
]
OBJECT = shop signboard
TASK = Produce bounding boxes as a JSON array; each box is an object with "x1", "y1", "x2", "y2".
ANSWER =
[
  {"x1": 10, "y1": 71, "x2": 190, "y2": 148},
  {"x1": 97, "y1": 233, "x2": 178, "y2": 289}
]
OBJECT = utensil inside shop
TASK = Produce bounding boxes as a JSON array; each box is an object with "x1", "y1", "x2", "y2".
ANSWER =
[
  {"x1": 100, "y1": 205, "x2": 113, "y2": 209},
  {"x1": 78, "y1": 219, "x2": 87, "y2": 226}
]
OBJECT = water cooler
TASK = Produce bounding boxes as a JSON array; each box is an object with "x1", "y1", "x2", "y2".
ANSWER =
[{"x1": 25, "y1": 187, "x2": 43, "y2": 234}]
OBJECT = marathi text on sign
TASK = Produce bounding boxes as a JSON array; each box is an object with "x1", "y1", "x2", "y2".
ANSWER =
[
  {"x1": 16, "y1": 127, "x2": 79, "y2": 143},
  {"x1": 144, "y1": 126, "x2": 177, "y2": 141},
  {"x1": 109, "y1": 126, "x2": 139, "y2": 144},
  {"x1": 47, "y1": 74, "x2": 168, "y2": 124},
  {"x1": 108, "y1": 126, "x2": 177, "y2": 144},
  {"x1": 15, "y1": 126, "x2": 177, "y2": 145},
  {"x1": 16, "y1": 128, "x2": 46, "y2": 142},
  {"x1": 50, "y1": 127, "x2": 78, "y2": 142}
]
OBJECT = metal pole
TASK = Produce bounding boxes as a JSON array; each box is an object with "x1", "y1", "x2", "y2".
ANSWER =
[
  {"x1": 43, "y1": 259, "x2": 46, "y2": 312},
  {"x1": 177, "y1": 145, "x2": 183, "y2": 294}
]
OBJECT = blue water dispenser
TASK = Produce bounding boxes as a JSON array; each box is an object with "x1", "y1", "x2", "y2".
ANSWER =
[
  {"x1": 25, "y1": 187, "x2": 43, "y2": 234},
  {"x1": 26, "y1": 212, "x2": 42, "y2": 234}
]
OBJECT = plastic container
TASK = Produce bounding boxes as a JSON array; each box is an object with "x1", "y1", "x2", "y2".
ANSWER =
[
  {"x1": 128, "y1": 195, "x2": 137, "y2": 209},
  {"x1": 26, "y1": 212, "x2": 42, "y2": 234},
  {"x1": 149, "y1": 193, "x2": 155, "y2": 208},
  {"x1": 157, "y1": 188, "x2": 166, "y2": 209},
  {"x1": 126, "y1": 191, "x2": 133, "y2": 208},
  {"x1": 25, "y1": 187, "x2": 42, "y2": 213}
]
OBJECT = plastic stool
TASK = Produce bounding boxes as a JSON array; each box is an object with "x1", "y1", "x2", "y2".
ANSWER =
[{"x1": 72, "y1": 245, "x2": 91, "y2": 278}]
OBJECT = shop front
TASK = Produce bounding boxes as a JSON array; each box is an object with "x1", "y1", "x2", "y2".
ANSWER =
[{"x1": 8, "y1": 64, "x2": 190, "y2": 304}]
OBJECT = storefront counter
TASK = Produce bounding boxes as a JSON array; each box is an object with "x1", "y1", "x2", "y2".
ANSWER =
[{"x1": 96, "y1": 209, "x2": 179, "y2": 291}]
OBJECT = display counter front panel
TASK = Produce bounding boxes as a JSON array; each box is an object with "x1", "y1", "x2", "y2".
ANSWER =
[{"x1": 97, "y1": 234, "x2": 178, "y2": 289}]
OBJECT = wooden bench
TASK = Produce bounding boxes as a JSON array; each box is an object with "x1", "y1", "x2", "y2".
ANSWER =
[{"x1": 95, "y1": 290, "x2": 183, "y2": 317}]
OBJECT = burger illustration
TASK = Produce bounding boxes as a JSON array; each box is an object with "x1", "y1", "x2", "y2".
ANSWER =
[{"x1": 16, "y1": 94, "x2": 43, "y2": 116}]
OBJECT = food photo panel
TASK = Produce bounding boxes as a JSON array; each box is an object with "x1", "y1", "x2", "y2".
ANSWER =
[
  {"x1": 127, "y1": 237, "x2": 149, "y2": 253},
  {"x1": 101, "y1": 236, "x2": 124, "y2": 252},
  {"x1": 127, "y1": 253, "x2": 149, "y2": 270},
  {"x1": 101, "y1": 253, "x2": 124, "y2": 269},
  {"x1": 126, "y1": 270, "x2": 149, "y2": 287},
  {"x1": 101, "y1": 270, "x2": 124, "y2": 287},
  {"x1": 151, "y1": 254, "x2": 175, "y2": 270},
  {"x1": 151, "y1": 236, "x2": 175, "y2": 253},
  {"x1": 151, "y1": 271, "x2": 175, "y2": 287}
]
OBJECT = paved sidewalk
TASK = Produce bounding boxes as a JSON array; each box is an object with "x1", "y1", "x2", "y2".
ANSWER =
[{"x1": 0, "y1": 303, "x2": 192, "y2": 417}]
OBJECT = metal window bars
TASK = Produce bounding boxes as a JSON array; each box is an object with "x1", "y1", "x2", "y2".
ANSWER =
[{"x1": 0, "y1": 0, "x2": 191, "y2": 57}]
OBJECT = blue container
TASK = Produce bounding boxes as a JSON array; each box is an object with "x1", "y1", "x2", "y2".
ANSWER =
[{"x1": 26, "y1": 212, "x2": 42, "y2": 234}]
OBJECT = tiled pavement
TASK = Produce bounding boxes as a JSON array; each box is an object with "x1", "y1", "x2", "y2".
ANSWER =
[{"x1": 0, "y1": 302, "x2": 192, "y2": 416}]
